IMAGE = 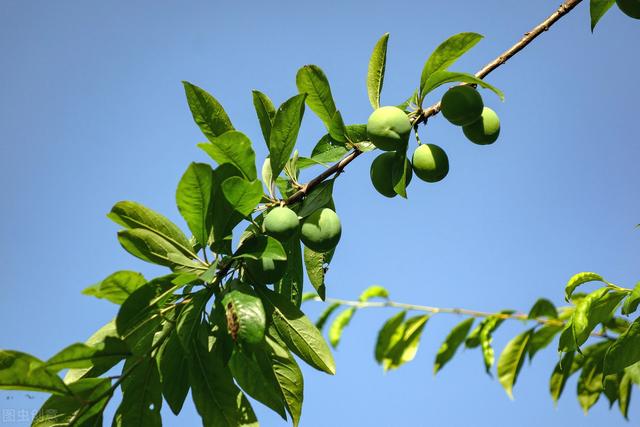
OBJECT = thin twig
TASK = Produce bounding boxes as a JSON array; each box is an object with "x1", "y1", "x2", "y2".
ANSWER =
[{"x1": 282, "y1": 0, "x2": 583, "y2": 207}]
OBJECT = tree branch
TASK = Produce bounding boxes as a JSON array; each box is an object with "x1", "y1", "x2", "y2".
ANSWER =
[{"x1": 283, "y1": 0, "x2": 583, "y2": 206}]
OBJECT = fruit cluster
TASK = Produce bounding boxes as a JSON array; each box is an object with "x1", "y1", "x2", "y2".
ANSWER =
[{"x1": 366, "y1": 85, "x2": 500, "y2": 197}]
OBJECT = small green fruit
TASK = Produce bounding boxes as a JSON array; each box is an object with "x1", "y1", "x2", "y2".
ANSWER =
[
  {"x1": 370, "y1": 152, "x2": 413, "y2": 198},
  {"x1": 462, "y1": 107, "x2": 500, "y2": 145},
  {"x1": 300, "y1": 208, "x2": 341, "y2": 253},
  {"x1": 617, "y1": 0, "x2": 640, "y2": 18},
  {"x1": 221, "y1": 280, "x2": 266, "y2": 345},
  {"x1": 411, "y1": 144, "x2": 449, "y2": 183},
  {"x1": 366, "y1": 106, "x2": 412, "y2": 151},
  {"x1": 440, "y1": 86, "x2": 484, "y2": 126},
  {"x1": 245, "y1": 257, "x2": 287, "y2": 284},
  {"x1": 263, "y1": 206, "x2": 299, "y2": 241}
]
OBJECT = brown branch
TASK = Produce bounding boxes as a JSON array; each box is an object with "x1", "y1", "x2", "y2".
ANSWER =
[{"x1": 283, "y1": 0, "x2": 583, "y2": 206}]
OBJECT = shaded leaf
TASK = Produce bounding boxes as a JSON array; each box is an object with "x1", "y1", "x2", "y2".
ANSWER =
[
  {"x1": 158, "y1": 331, "x2": 190, "y2": 415},
  {"x1": 112, "y1": 358, "x2": 162, "y2": 427},
  {"x1": 528, "y1": 298, "x2": 558, "y2": 319},
  {"x1": 198, "y1": 130, "x2": 257, "y2": 181},
  {"x1": 590, "y1": 0, "x2": 616, "y2": 31},
  {"x1": 297, "y1": 180, "x2": 334, "y2": 218},
  {"x1": 265, "y1": 333, "x2": 303, "y2": 427},
  {"x1": 383, "y1": 315, "x2": 429, "y2": 371},
  {"x1": 573, "y1": 288, "x2": 626, "y2": 347},
  {"x1": 528, "y1": 325, "x2": 563, "y2": 360},
  {"x1": 177, "y1": 290, "x2": 212, "y2": 352},
  {"x1": 275, "y1": 235, "x2": 304, "y2": 307},
  {"x1": 252, "y1": 90, "x2": 276, "y2": 147},
  {"x1": 303, "y1": 246, "x2": 334, "y2": 300},
  {"x1": 0, "y1": 351, "x2": 68, "y2": 395},
  {"x1": 374, "y1": 311, "x2": 406, "y2": 364},
  {"x1": 391, "y1": 150, "x2": 411, "y2": 198},
  {"x1": 422, "y1": 70, "x2": 504, "y2": 100},
  {"x1": 315, "y1": 303, "x2": 340, "y2": 331},
  {"x1": 622, "y1": 282, "x2": 640, "y2": 315},
  {"x1": 117, "y1": 228, "x2": 203, "y2": 271},
  {"x1": 235, "y1": 235, "x2": 287, "y2": 261},
  {"x1": 550, "y1": 351, "x2": 576, "y2": 404},
  {"x1": 577, "y1": 350, "x2": 605, "y2": 413},
  {"x1": 604, "y1": 317, "x2": 640, "y2": 375},
  {"x1": 434, "y1": 318, "x2": 474, "y2": 374},
  {"x1": 43, "y1": 338, "x2": 129, "y2": 373},
  {"x1": 221, "y1": 177, "x2": 264, "y2": 217},
  {"x1": 618, "y1": 371, "x2": 633, "y2": 419}
]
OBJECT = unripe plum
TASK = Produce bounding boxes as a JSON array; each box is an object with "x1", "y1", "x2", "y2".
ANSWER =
[
  {"x1": 411, "y1": 144, "x2": 449, "y2": 183},
  {"x1": 263, "y1": 206, "x2": 299, "y2": 241},
  {"x1": 617, "y1": 0, "x2": 640, "y2": 19},
  {"x1": 366, "y1": 106, "x2": 412, "y2": 151},
  {"x1": 462, "y1": 107, "x2": 500, "y2": 145},
  {"x1": 369, "y1": 152, "x2": 413, "y2": 198},
  {"x1": 440, "y1": 86, "x2": 484, "y2": 126},
  {"x1": 300, "y1": 208, "x2": 341, "y2": 253},
  {"x1": 245, "y1": 257, "x2": 287, "y2": 284}
]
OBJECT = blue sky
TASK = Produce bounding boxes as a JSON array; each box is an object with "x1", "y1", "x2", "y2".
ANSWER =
[{"x1": 1, "y1": 0, "x2": 639, "y2": 425}]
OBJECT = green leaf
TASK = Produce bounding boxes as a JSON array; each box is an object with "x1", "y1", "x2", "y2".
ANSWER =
[
  {"x1": 497, "y1": 329, "x2": 534, "y2": 399},
  {"x1": 420, "y1": 32, "x2": 483, "y2": 99},
  {"x1": 112, "y1": 358, "x2": 162, "y2": 427},
  {"x1": 235, "y1": 235, "x2": 287, "y2": 261},
  {"x1": 176, "y1": 162, "x2": 215, "y2": 248},
  {"x1": 117, "y1": 228, "x2": 203, "y2": 271},
  {"x1": 183, "y1": 81, "x2": 234, "y2": 140},
  {"x1": 565, "y1": 272, "x2": 606, "y2": 302},
  {"x1": 549, "y1": 351, "x2": 576, "y2": 404},
  {"x1": 374, "y1": 311, "x2": 406, "y2": 364},
  {"x1": 64, "y1": 320, "x2": 120, "y2": 383},
  {"x1": 43, "y1": 338, "x2": 129, "y2": 373},
  {"x1": 296, "y1": 65, "x2": 336, "y2": 127},
  {"x1": 198, "y1": 130, "x2": 257, "y2": 181},
  {"x1": 252, "y1": 90, "x2": 276, "y2": 147},
  {"x1": 82, "y1": 270, "x2": 146, "y2": 305},
  {"x1": 328, "y1": 110, "x2": 347, "y2": 143},
  {"x1": 210, "y1": 164, "x2": 245, "y2": 249},
  {"x1": 422, "y1": 70, "x2": 504, "y2": 100},
  {"x1": 229, "y1": 347, "x2": 287, "y2": 420},
  {"x1": 618, "y1": 371, "x2": 633, "y2": 419},
  {"x1": 604, "y1": 317, "x2": 640, "y2": 375},
  {"x1": 577, "y1": 351, "x2": 605, "y2": 413},
  {"x1": 275, "y1": 236, "x2": 304, "y2": 307},
  {"x1": 528, "y1": 298, "x2": 558, "y2": 319},
  {"x1": 434, "y1": 318, "x2": 474, "y2": 374},
  {"x1": 221, "y1": 177, "x2": 264, "y2": 217},
  {"x1": 383, "y1": 315, "x2": 429, "y2": 371},
  {"x1": 328, "y1": 308, "x2": 356, "y2": 348},
  {"x1": 0, "y1": 351, "x2": 68, "y2": 395},
  {"x1": 157, "y1": 331, "x2": 190, "y2": 415},
  {"x1": 303, "y1": 246, "x2": 334, "y2": 300},
  {"x1": 262, "y1": 157, "x2": 274, "y2": 198},
  {"x1": 256, "y1": 286, "x2": 336, "y2": 374},
  {"x1": 177, "y1": 290, "x2": 212, "y2": 352},
  {"x1": 590, "y1": 0, "x2": 616, "y2": 31},
  {"x1": 391, "y1": 150, "x2": 411, "y2": 199},
  {"x1": 108, "y1": 200, "x2": 195, "y2": 258},
  {"x1": 315, "y1": 303, "x2": 341, "y2": 331},
  {"x1": 528, "y1": 325, "x2": 563, "y2": 360},
  {"x1": 572, "y1": 288, "x2": 626, "y2": 347},
  {"x1": 265, "y1": 333, "x2": 303, "y2": 427},
  {"x1": 367, "y1": 33, "x2": 389, "y2": 110},
  {"x1": 222, "y1": 282, "x2": 267, "y2": 345},
  {"x1": 189, "y1": 342, "x2": 258, "y2": 427},
  {"x1": 310, "y1": 134, "x2": 349, "y2": 164},
  {"x1": 297, "y1": 180, "x2": 334, "y2": 218},
  {"x1": 32, "y1": 378, "x2": 111, "y2": 427},
  {"x1": 269, "y1": 94, "x2": 307, "y2": 179},
  {"x1": 622, "y1": 282, "x2": 640, "y2": 315},
  {"x1": 359, "y1": 285, "x2": 389, "y2": 302}
]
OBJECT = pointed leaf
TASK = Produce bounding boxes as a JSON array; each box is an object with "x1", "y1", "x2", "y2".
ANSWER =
[
  {"x1": 590, "y1": 0, "x2": 616, "y2": 31},
  {"x1": 315, "y1": 303, "x2": 341, "y2": 331},
  {"x1": 296, "y1": 65, "x2": 336, "y2": 127},
  {"x1": 391, "y1": 150, "x2": 411, "y2": 198},
  {"x1": 367, "y1": 33, "x2": 389, "y2": 110},
  {"x1": 328, "y1": 307, "x2": 356, "y2": 348},
  {"x1": 565, "y1": 272, "x2": 606, "y2": 302},
  {"x1": 618, "y1": 371, "x2": 633, "y2": 419},
  {"x1": 497, "y1": 329, "x2": 534, "y2": 399},
  {"x1": 221, "y1": 177, "x2": 264, "y2": 217},
  {"x1": 177, "y1": 290, "x2": 212, "y2": 352},
  {"x1": 420, "y1": 32, "x2": 483, "y2": 98},
  {"x1": 43, "y1": 338, "x2": 129, "y2": 373},
  {"x1": 604, "y1": 317, "x2": 640, "y2": 375},
  {"x1": 550, "y1": 351, "x2": 576, "y2": 403},
  {"x1": 158, "y1": 331, "x2": 190, "y2": 415},
  {"x1": 573, "y1": 288, "x2": 626, "y2": 347},
  {"x1": 256, "y1": 287, "x2": 336, "y2": 374},
  {"x1": 297, "y1": 180, "x2": 334, "y2": 218},
  {"x1": 117, "y1": 228, "x2": 203, "y2": 271},
  {"x1": 434, "y1": 318, "x2": 474, "y2": 374},
  {"x1": 374, "y1": 311, "x2": 406, "y2": 364},
  {"x1": 112, "y1": 358, "x2": 162, "y2": 427},
  {"x1": 265, "y1": 333, "x2": 303, "y2": 426},
  {"x1": 359, "y1": 285, "x2": 389, "y2": 302},
  {"x1": 235, "y1": 235, "x2": 287, "y2": 261},
  {"x1": 82, "y1": 271, "x2": 146, "y2": 305},
  {"x1": 275, "y1": 236, "x2": 304, "y2": 307},
  {"x1": 528, "y1": 298, "x2": 558, "y2": 319},
  {"x1": 303, "y1": 246, "x2": 334, "y2": 300},
  {"x1": 577, "y1": 351, "x2": 605, "y2": 413},
  {"x1": 383, "y1": 315, "x2": 429, "y2": 371},
  {"x1": 176, "y1": 162, "x2": 215, "y2": 247},
  {"x1": 183, "y1": 81, "x2": 234, "y2": 140},
  {"x1": 198, "y1": 130, "x2": 257, "y2": 181},
  {"x1": 622, "y1": 282, "x2": 640, "y2": 315},
  {"x1": 422, "y1": 70, "x2": 504, "y2": 100},
  {"x1": 269, "y1": 94, "x2": 307, "y2": 179},
  {"x1": 252, "y1": 90, "x2": 276, "y2": 147},
  {"x1": 328, "y1": 110, "x2": 347, "y2": 143},
  {"x1": 0, "y1": 351, "x2": 68, "y2": 395},
  {"x1": 528, "y1": 325, "x2": 563, "y2": 360}
]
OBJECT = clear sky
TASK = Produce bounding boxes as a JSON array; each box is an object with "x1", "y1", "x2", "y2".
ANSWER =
[{"x1": 1, "y1": 1, "x2": 639, "y2": 426}]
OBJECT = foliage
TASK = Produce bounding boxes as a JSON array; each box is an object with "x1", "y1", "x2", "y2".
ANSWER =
[{"x1": 1, "y1": 1, "x2": 638, "y2": 425}]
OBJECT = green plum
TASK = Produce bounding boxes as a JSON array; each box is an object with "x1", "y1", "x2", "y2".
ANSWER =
[
  {"x1": 462, "y1": 107, "x2": 500, "y2": 145},
  {"x1": 245, "y1": 257, "x2": 287, "y2": 284},
  {"x1": 366, "y1": 106, "x2": 412, "y2": 151},
  {"x1": 617, "y1": 0, "x2": 640, "y2": 18},
  {"x1": 411, "y1": 144, "x2": 449, "y2": 183},
  {"x1": 263, "y1": 206, "x2": 299, "y2": 241},
  {"x1": 440, "y1": 86, "x2": 484, "y2": 126},
  {"x1": 221, "y1": 280, "x2": 266, "y2": 345},
  {"x1": 369, "y1": 152, "x2": 413, "y2": 198},
  {"x1": 300, "y1": 208, "x2": 341, "y2": 253}
]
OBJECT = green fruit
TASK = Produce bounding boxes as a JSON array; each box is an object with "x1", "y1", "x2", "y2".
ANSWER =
[
  {"x1": 440, "y1": 86, "x2": 484, "y2": 126},
  {"x1": 366, "y1": 106, "x2": 412, "y2": 151},
  {"x1": 263, "y1": 206, "x2": 299, "y2": 241},
  {"x1": 221, "y1": 280, "x2": 266, "y2": 345},
  {"x1": 245, "y1": 257, "x2": 286, "y2": 284},
  {"x1": 300, "y1": 208, "x2": 342, "y2": 253},
  {"x1": 617, "y1": 0, "x2": 640, "y2": 18},
  {"x1": 462, "y1": 107, "x2": 500, "y2": 145},
  {"x1": 411, "y1": 144, "x2": 449, "y2": 183},
  {"x1": 369, "y1": 152, "x2": 413, "y2": 198}
]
